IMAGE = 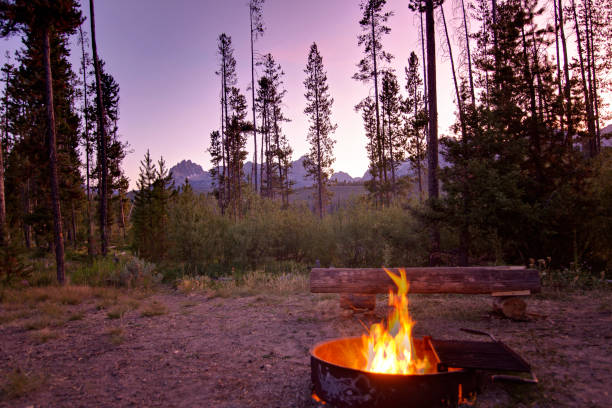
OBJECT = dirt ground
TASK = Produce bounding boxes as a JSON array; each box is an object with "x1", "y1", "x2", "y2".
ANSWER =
[{"x1": 1, "y1": 285, "x2": 611, "y2": 408}]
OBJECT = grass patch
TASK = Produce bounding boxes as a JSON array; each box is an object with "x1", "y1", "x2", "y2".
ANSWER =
[
  {"x1": 140, "y1": 301, "x2": 167, "y2": 317},
  {"x1": 22, "y1": 316, "x2": 63, "y2": 331},
  {"x1": 106, "y1": 327, "x2": 125, "y2": 345},
  {"x1": 107, "y1": 305, "x2": 130, "y2": 319},
  {"x1": 31, "y1": 327, "x2": 59, "y2": 344},
  {"x1": 180, "y1": 300, "x2": 198, "y2": 308},
  {"x1": 67, "y1": 312, "x2": 84, "y2": 321},
  {"x1": 176, "y1": 270, "x2": 309, "y2": 297},
  {"x1": 0, "y1": 368, "x2": 45, "y2": 399},
  {"x1": 0, "y1": 310, "x2": 31, "y2": 325}
]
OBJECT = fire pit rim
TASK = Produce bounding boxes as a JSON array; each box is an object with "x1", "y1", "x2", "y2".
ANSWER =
[{"x1": 310, "y1": 335, "x2": 467, "y2": 377}]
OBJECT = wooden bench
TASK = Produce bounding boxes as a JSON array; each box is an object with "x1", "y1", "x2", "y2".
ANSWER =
[{"x1": 310, "y1": 266, "x2": 541, "y2": 320}]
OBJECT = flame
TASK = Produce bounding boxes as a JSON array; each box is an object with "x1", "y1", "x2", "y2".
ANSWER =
[{"x1": 361, "y1": 268, "x2": 432, "y2": 375}]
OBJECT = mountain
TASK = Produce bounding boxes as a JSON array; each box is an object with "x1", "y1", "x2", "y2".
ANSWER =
[
  {"x1": 330, "y1": 171, "x2": 355, "y2": 183},
  {"x1": 168, "y1": 152, "x2": 450, "y2": 194},
  {"x1": 169, "y1": 159, "x2": 213, "y2": 191}
]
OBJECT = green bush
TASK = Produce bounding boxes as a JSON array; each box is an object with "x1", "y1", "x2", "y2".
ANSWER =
[
  {"x1": 162, "y1": 188, "x2": 429, "y2": 276},
  {"x1": 70, "y1": 255, "x2": 159, "y2": 287}
]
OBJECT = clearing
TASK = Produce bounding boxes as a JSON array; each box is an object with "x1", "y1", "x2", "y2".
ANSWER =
[{"x1": 1, "y1": 283, "x2": 611, "y2": 407}]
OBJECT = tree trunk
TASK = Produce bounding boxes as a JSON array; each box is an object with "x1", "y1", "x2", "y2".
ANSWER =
[
  {"x1": 0, "y1": 67, "x2": 9, "y2": 247},
  {"x1": 441, "y1": 5, "x2": 470, "y2": 267},
  {"x1": 587, "y1": 0, "x2": 600, "y2": 150},
  {"x1": 0, "y1": 108, "x2": 6, "y2": 248},
  {"x1": 90, "y1": 0, "x2": 109, "y2": 256},
  {"x1": 221, "y1": 48, "x2": 231, "y2": 209},
  {"x1": 387, "y1": 107, "x2": 396, "y2": 199},
  {"x1": 558, "y1": 0, "x2": 573, "y2": 144},
  {"x1": 370, "y1": 6, "x2": 385, "y2": 207},
  {"x1": 80, "y1": 25, "x2": 95, "y2": 257},
  {"x1": 314, "y1": 65, "x2": 324, "y2": 219},
  {"x1": 460, "y1": 0, "x2": 475, "y2": 105},
  {"x1": 71, "y1": 201, "x2": 77, "y2": 249},
  {"x1": 571, "y1": 0, "x2": 596, "y2": 157},
  {"x1": 420, "y1": 11, "x2": 428, "y2": 153},
  {"x1": 22, "y1": 181, "x2": 32, "y2": 249},
  {"x1": 250, "y1": 11, "x2": 258, "y2": 194},
  {"x1": 120, "y1": 194, "x2": 126, "y2": 240},
  {"x1": 43, "y1": 28, "x2": 66, "y2": 284},
  {"x1": 425, "y1": 0, "x2": 440, "y2": 264},
  {"x1": 553, "y1": 0, "x2": 564, "y2": 132},
  {"x1": 413, "y1": 74, "x2": 423, "y2": 203}
]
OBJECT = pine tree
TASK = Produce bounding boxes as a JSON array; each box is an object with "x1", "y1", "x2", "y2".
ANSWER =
[
  {"x1": 217, "y1": 33, "x2": 237, "y2": 211},
  {"x1": 256, "y1": 53, "x2": 288, "y2": 200},
  {"x1": 303, "y1": 43, "x2": 336, "y2": 218},
  {"x1": 403, "y1": 52, "x2": 426, "y2": 202},
  {"x1": 249, "y1": 0, "x2": 264, "y2": 193},
  {"x1": 0, "y1": 0, "x2": 82, "y2": 283},
  {"x1": 380, "y1": 70, "x2": 403, "y2": 199},
  {"x1": 88, "y1": 0, "x2": 110, "y2": 256},
  {"x1": 409, "y1": 0, "x2": 443, "y2": 263},
  {"x1": 78, "y1": 22, "x2": 96, "y2": 256},
  {"x1": 131, "y1": 150, "x2": 173, "y2": 260},
  {"x1": 354, "y1": 0, "x2": 393, "y2": 206},
  {"x1": 225, "y1": 86, "x2": 252, "y2": 218}
]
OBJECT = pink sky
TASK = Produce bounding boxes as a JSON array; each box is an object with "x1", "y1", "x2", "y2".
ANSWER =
[{"x1": 1, "y1": 0, "x2": 607, "y2": 188}]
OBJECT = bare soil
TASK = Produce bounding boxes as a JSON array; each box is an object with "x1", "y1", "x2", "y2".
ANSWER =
[{"x1": 1, "y1": 287, "x2": 611, "y2": 408}]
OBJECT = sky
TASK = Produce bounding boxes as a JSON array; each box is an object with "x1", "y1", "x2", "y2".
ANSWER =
[{"x1": 0, "y1": 0, "x2": 606, "y2": 189}]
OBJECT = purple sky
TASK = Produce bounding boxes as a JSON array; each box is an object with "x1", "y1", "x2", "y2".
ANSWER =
[{"x1": 2, "y1": 0, "x2": 604, "y2": 189}]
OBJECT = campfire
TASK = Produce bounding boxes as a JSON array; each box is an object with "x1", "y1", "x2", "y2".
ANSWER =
[
  {"x1": 310, "y1": 268, "x2": 535, "y2": 408},
  {"x1": 362, "y1": 269, "x2": 433, "y2": 375}
]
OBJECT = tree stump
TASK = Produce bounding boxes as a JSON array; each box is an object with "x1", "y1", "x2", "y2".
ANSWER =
[{"x1": 492, "y1": 296, "x2": 527, "y2": 320}]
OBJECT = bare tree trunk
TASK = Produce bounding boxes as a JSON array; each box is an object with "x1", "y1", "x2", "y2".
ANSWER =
[
  {"x1": 120, "y1": 193, "x2": 126, "y2": 240},
  {"x1": 250, "y1": 11, "x2": 258, "y2": 193},
  {"x1": 571, "y1": 0, "x2": 597, "y2": 156},
  {"x1": 71, "y1": 201, "x2": 77, "y2": 249},
  {"x1": 413, "y1": 71, "x2": 423, "y2": 203},
  {"x1": 441, "y1": 5, "x2": 469, "y2": 266},
  {"x1": 43, "y1": 29, "x2": 66, "y2": 284},
  {"x1": 79, "y1": 25, "x2": 95, "y2": 257},
  {"x1": 370, "y1": 6, "x2": 385, "y2": 207},
  {"x1": 558, "y1": 0, "x2": 573, "y2": 144},
  {"x1": 460, "y1": 0, "x2": 475, "y2": 105},
  {"x1": 425, "y1": 0, "x2": 440, "y2": 264},
  {"x1": 587, "y1": 0, "x2": 600, "y2": 150},
  {"x1": 387, "y1": 107, "x2": 396, "y2": 199},
  {"x1": 314, "y1": 65, "x2": 323, "y2": 219},
  {"x1": 221, "y1": 50, "x2": 231, "y2": 210},
  {"x1": 0, "y1": 70, "x2": 7, "y2": 247},
  {"x1": 553, "y1": 0, "x2": 564, "y2": 132},
  {"x1": 260, "y1": 110, "x2": 265, "y2": 195},
  {"x1": 219, "y1": 83, "x2": 225, "y2": 210},
  {"x1": 90, "y1": 0, "x2": 109, "y2": 256},
  {"x1": 420, "y1": 11, "x2": 428, "y2": 144}
]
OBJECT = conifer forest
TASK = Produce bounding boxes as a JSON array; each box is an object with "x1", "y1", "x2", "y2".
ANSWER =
[{"x1": 0, "y1": 1, "x2": 611, "y2": 407}]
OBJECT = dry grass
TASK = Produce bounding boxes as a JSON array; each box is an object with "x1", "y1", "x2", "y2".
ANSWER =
[
  {"x1": 176, "y1": 270, "x2": 309, "y2": 298},
  {"x1": 140, "y1": 301, "x2": 167, "y2": 317},
  {"x1": 30, "y1": 328, "x2": 59, "y2": 344},
  {"x1": 105, "y1": 327, "x2": 125, "y2": 345},
  {"x1": 0, "y1": 369, "x2": 45, "y2": 400},
  {"x1": 1, "y1": 285, "x2": 121, "y2": 308}
]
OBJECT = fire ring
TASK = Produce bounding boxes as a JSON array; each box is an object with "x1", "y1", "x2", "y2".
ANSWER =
[{"x1": 311, "y1": 336, "x2": 478, "y2": 408}]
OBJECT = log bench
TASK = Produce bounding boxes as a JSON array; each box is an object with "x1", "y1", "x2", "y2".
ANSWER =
[{"x1": 310, "y1": 266, "x2": 541, "y2": 320}]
